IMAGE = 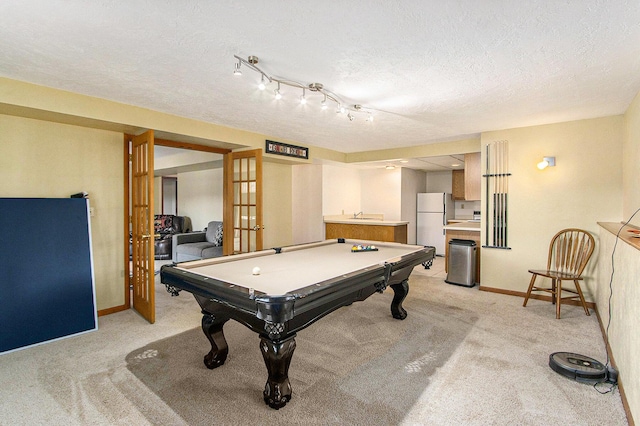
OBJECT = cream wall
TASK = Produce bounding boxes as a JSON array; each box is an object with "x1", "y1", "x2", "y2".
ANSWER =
[
  {"x1": 480, "y1": 116, "x2": 624, "y2": 299},
  {"x1": 401, "y1": 168, "x2": 427, "y2": 244},
  {"x1": 360, "y1": 168, "x2": 402, "y2": 220},
  {"x1": 291, "y1": 164, "x2": 324, "y2": 244},
  {"x1": 623, "y1": 90, "x2": 640, "y2": 225},
  {"x1": 596, "y1": 228, "x2": 640, "y2": 419},
  {"x1": 426, "y1": 170, "x2": 453, "y2": 193},
  {"x1": 177, "y1": 168, "x2": 223, "y2": 231},
  {"x1": 322, "y1": 164, "x2": 361, "y2": 216},
  {"x1": 0, "y1": 114, "x2": 124, "y2": 310},
  {"x1": 153, "y1": 176, "x2": 162, "y2": 215},
  {"x1": 263, "y1": 161, "x2": 293, "y2": 249},
  {"x1": 595, "y1": 88, "x2": 640, "y2": 420}
]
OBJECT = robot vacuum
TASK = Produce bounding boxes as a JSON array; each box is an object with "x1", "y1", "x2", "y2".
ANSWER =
[{"x1": 549, "y1": 352, "x2": 607, "y2": 384}]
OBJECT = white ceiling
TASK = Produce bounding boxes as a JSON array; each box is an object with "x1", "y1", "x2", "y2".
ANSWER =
[{"x1": 1, "y1": 1, "x2": 640, "y2": 157}]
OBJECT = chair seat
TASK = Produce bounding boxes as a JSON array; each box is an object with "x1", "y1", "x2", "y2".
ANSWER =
[{"x1": 528, "y1": 269, "x2": 583, "y2": 280}]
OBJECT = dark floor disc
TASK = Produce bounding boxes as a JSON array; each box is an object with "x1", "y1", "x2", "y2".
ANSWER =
[{"x1": 549, "y1": 352, "x2": 606, "y2": 384}]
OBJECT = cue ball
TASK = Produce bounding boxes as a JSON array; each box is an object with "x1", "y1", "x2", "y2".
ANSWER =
[{"x1": 252, "y1": 266, "x2": 261, "y2": 275}]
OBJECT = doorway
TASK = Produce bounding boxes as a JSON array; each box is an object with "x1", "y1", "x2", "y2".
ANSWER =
[{"x1": 124, "y1": 136, "x2": 236, "y2": 323}]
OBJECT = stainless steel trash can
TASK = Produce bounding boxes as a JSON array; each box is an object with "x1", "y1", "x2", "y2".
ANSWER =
[{"x1": 445, "y1": 239, "x2": 477, "y2": 287}]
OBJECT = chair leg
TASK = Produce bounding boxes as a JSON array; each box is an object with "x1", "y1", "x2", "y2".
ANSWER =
[
  {"x1": 574, "y1": 280, "x2": 591, "y2": 316},
  {"x1": 555, "y1": 279, "x2": 562, "y2": 319},
  {"x1": 523, "y1": 274, "x2": 538, "y2": 307}
]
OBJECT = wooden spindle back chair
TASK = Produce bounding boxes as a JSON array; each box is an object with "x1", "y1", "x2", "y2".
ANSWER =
[{"x1": 522, "y1": 229, "x2": 595, "y2": 319}]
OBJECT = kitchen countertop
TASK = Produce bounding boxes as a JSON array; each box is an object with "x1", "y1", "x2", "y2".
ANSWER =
[
  {"x1": 324, "y1": 218, "x2": 409, "y2": 226},
  {"x1": 443, "y1": 221, "x2": 481, "y2": 232}
]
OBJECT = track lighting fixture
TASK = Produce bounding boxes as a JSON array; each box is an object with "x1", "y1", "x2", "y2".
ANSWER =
[{"x1": 233, "y1": 54, "x2": 375, "y2": 122}]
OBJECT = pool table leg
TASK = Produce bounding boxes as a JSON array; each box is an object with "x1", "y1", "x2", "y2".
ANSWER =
[
  {"x1": 260, "y1": 334, "x2": 296, "y2": 409},
  {"x1": 201, "y1": 313, "x2": 230, "y2": 369},
  {"x1": 390, "y1": 279, "x2": 409, "y2": 320}
]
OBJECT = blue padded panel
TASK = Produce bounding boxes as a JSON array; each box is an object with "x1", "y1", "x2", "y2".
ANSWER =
[{"x1": 0, "y1": 198, "x2": 96, "y2": 354}]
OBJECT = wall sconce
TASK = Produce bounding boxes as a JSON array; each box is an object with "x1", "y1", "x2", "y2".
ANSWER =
[{"x1": 537, "y1": 156, "x2": 556, "y2": 170}]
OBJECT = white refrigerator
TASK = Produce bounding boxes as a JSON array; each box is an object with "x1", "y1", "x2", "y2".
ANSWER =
[{"x1": 416, "y1": 193, "x2": 454, "y2": 255}]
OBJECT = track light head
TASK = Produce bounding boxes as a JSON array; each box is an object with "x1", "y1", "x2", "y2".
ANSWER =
[
  {"x1": 347, "y1": 112, "x2": 354, "y2": 121},
  {"x1": 274, "y1": 82, "x2": 282, "y2": 100},
  {"x1": 233, "y1": 62, "x2": 242, "y2": 76}
]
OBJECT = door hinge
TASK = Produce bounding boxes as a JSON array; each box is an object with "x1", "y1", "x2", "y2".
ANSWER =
[{"x1": 129, "y1": 154, "x2": 133, "y2": 162}]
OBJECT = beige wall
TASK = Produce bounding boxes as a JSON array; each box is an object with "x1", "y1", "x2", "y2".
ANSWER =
[
  {"x1": 596, "y1": 88, "x2": 640, "y2": 420},
  {"x1": 426, "y1": 170, "x2": 453, "y2": 193},
  {"x1": 177, "y1": 168, "x2": 223, "y2": 231},
  {"x1": 263, "y1": 161, "x2": 293, "y2": 248},
  {"x1": 291, "y1": 164, "x2": 324, "y2": 244},
  {"x1": 623, "y1": 90, "x2": 640, "y2": 226},
  {"x1": 401, "y1": 168, "x2": 427, "y2": 245},
  {"x1": 480, "y1": 116, "x2": 624, "y2": 299},
  {"x1": 596, "y1": 228, "x2": 640, "y2": 419},
  {"x1": 322, "y1": 164, "x2": 362, "y2": 216},
  {"x1": 0, "y1": 114, "x2": 124, "y2": 310},
  {"x1": 153, "y1": 176, "x2": 162, "y2": 215},
  {"x1": 360, "y1": 168, "x2": 402, "y2": 220}
]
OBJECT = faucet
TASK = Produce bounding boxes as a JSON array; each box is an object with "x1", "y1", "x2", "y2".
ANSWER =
[{"x1": 353, "y1": 211, "x2": 363, "y2": 219}]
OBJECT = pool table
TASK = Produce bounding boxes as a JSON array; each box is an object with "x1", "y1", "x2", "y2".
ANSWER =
[{"x1": 160, "y1": 238, "x2": 435, "y2": 409}]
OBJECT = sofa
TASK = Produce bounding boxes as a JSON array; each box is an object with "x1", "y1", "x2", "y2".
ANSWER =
[{"x1": 173, "y1": 221, "x2": 224, "y2": 262}]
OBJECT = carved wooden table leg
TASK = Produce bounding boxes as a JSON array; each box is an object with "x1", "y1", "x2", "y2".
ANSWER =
[
  {"x1": 390, "y1": 279, "x2": 409, "y2": 320},
  {"x1": 260, "y1": 334, "x2": 296, "y2": 409},
  {"x1": 201, "y1": 313, "x2": 230, "y2": 369}
]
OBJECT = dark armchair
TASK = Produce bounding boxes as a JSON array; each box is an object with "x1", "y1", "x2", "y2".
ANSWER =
[
  {"x1": 153, "y1": 215, "x2": 192, "y2": 260},
  {"x1": 129, "y1": 215, "x2": 192, "y2": 260}
]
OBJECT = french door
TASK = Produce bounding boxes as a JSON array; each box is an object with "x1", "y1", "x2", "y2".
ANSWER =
[
  {"x1": 131, "y1": 130, "x2": 155, "y2": 323},
  {"x1": 224, "y1": 149, "x2": 263, "y2": 254}
]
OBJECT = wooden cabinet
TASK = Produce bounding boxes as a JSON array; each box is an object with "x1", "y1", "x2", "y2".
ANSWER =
[
  {"x1": 325, "y1": 223, "x2": 407, "y2": 244},
  {"x1": 452, "y1": 169, "x2": 465, "y2": 200},
  {"x1": 445, "y1": 229, "x2": 481, "y2": 283},
  {"x1": 464, "y1": 152, "x2": 481, "y2": 201}
]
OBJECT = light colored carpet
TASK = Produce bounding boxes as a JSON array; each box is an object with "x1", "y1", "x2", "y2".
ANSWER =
[{"x1": 0, "y1": 258, "x2": 628, "y2": 425}]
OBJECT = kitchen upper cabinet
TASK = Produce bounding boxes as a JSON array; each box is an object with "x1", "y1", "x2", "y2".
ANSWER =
[
  {"x1": 464, "y1": 152, "x2": 481, "y2": 200},
  {"x1": 452, "y1": 169, "x2": 465, "y2": 200}
]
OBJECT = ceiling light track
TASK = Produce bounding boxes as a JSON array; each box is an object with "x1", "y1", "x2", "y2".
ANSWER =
[{"x1": 233, "y1": 54, "x2": 374, "y2": 121}]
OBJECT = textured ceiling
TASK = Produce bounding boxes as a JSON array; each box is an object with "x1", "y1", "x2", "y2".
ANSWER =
[{"x1": 1, "y1": 1, "x2": 640, "y2": 154}]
